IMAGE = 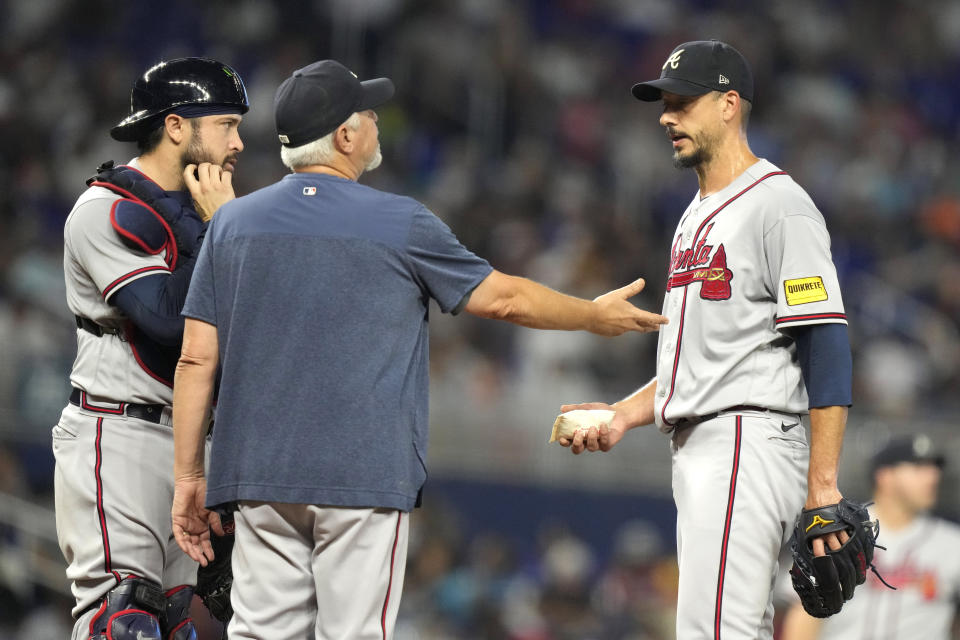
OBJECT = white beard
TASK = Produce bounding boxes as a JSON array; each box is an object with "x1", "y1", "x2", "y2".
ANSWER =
[{"x1": 365, "y1": 145, "x2": 382, "y2": 172}]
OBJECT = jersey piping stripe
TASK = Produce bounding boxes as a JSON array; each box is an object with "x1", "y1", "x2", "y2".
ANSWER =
[
  {"x1": 101, "y1": 265, "x2": 170, "y2": 300},
  {"x1": 775, "y1": 312, "x2": 847, "y2": 324},
  {"x1": 661, "y1": 170, "x2": 788, "y2": 426},
  {"x1": 380, "y1": 511, "x2": 402, "y2": 639},
  {"x1": 660, "y1": 288, "x2": 688, "y2": 428},
  {"x1": 94, "y1": 417, "x2": 122, "y2": 585},
  {"x1": 714, "y1": 416, "x2": 742, "y2": 640},
  {"x1": 690, "y1": 171, "x2": 788, "y2": 249},
  {"x1": 80, "y1": 391, "x2": 126, "y2": 415}
]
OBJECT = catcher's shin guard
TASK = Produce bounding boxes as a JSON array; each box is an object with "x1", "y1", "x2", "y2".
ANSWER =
[
  {"x1": 86, "y1": 576, "x2": 164, "y2": 639},
  {"x1": 163, "y1": 586, "x2": 198, "y2": 640}
]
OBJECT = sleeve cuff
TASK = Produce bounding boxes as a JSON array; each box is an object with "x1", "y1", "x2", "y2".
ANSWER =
[
  {"x1": 775, "y1": 312, "x2": 847, "y2": 329},
  {"x1": 101, "y1": 265, "x2": 170, "y2": 301}
]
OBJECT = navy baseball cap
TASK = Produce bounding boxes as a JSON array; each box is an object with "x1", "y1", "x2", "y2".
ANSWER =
[
  {"x1": 632, "y1": 40, "x2": 754, "y2": 103},
  {"x1": 274, "y1": 60, "x2": 394, "y2": 148},
  {"x1": 871, "y1": 435, "x2": 946, "y2": 474}
]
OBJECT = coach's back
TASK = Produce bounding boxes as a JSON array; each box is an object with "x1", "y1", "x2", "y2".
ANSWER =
[{"x1": 182, "y1": 172, "x2": 491, "y2": 511}]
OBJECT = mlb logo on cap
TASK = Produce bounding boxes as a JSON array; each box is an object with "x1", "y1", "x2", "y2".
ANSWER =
[{"x1": 303, "y1": 186, "x2": 317, "y2": 196}]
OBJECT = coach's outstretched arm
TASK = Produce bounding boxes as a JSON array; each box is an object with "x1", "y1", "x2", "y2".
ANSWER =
[{"x1": 464, "y1": 270, "x2": 667, "y2": 336}]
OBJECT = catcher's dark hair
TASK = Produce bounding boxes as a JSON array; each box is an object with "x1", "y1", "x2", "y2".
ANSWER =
[{"x1": 136, "y1": 124, "x2": 165, "y2": 154}]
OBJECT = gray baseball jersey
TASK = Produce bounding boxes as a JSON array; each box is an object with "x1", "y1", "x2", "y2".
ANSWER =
[
  {"x1": 63, "y1": 158, "x2": 173, "y2": 405},
  {"x1": 816, "y1": 515, "x2": 960, "y2": 639},
  {"x1": 56, "y1": 157, "x2": 199, "y2": 631},
  {"x1": 654, "y1": 158, "x2": 846, "y2": 431}
]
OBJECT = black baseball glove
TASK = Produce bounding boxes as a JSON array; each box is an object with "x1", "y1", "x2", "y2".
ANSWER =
[
  {"x1": 789, "y1": 499, "x2": 888, "y2": 618},
  {"x1": 195, "y1": 514, "x2": 235, "y2": 629}
]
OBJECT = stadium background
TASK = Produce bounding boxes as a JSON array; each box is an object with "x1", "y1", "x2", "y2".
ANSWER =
[{"x1": 0, "y1": 0, "x2": 958, "y2": 637}]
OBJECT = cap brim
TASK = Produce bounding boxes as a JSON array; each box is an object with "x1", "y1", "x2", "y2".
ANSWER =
[
  {"x1": 358, "y1": 77, "x2": 395, "y2": 111},
  {"x1": 873, "y1": 454, "x2": 946, "y2": 472},
  {"x1": 631, "y1": 77, "x2": 713, "y2": 102},
  {"x1": 110, "y1": 110, "x2": 153, "y2": 141}
]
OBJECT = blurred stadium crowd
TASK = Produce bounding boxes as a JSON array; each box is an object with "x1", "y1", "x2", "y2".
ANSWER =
[{"x1": 1, "y1": 0, "x2": 959, "y2": 637}]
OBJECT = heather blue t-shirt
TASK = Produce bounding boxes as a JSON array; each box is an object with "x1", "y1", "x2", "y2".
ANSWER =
[{"x1": 183, "y1": 173, "x2": 492, "y2": 511}]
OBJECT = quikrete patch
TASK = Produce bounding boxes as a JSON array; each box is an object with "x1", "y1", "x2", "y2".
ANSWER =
[{"x1": 784, "y1": 276, "x2": 828, "y2": 305}]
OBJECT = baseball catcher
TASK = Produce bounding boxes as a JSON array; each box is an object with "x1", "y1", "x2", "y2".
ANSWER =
[{"x1": 789, "y1": 499, "x2": 890, "y2": 617}]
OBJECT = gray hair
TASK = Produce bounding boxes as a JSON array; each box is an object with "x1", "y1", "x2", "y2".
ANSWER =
[{"x1": 280, "y1": 112, "x2": 362, "y2": 171}]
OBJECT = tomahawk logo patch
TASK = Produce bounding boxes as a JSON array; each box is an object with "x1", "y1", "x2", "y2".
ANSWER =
[
  {"x1": 666, "y1": 232, "x2": 734, "y2": 301},
  {"x1": 784, "y1": 276, "x2": 827, "y2": 305}
]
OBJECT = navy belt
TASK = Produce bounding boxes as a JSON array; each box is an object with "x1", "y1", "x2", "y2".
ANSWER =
[
  {"x1": 75, "y1": 315, "x2": 122, "y2": 337},
  {"x1": 69, "y1": 388, "x2": 166, "y2": 425},
  {"x1": 677, "y1": 405, "x2": 770, "y2": 427}
]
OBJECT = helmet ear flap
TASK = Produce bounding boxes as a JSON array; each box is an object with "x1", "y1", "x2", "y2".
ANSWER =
[{"x1": 111, "y1": 57, "x2": 249, "y2": 142}]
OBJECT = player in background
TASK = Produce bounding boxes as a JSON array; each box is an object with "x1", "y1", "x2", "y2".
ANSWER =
[
  {"x1": 53, "y1": 57, "x2": 246, "y2": 639},
  {"x1": 781, "y1": 435, "x2": 960, "y2": 640},
  {"x1": 170, "y1": 59, "x2": 667, "y2": 639},
  {"x1": 558, "y1": 40, "x2": 855, "y2": 639}
]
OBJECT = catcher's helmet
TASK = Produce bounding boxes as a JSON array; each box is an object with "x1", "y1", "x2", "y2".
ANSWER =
[{"x1": 111, "y1": 57, "x2": 249, "y2": 142}]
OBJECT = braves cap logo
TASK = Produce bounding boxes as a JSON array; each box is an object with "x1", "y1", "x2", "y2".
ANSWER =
[
  {"x1": 805, "y1": 514, "x2": 835, "y2": 533},
  {"x1": 663, "y1": 49, "x2": 685, "y2": 70}
]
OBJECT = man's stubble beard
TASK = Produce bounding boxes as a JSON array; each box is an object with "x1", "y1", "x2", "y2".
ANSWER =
[
  {"x1": 672, "y1": 129, "x2": 719, "y2": 170},
  {"x1": 181, "y1": 126, "x2": 237, "y2": 171}
]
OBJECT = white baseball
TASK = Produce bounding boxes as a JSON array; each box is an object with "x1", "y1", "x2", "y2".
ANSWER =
[{"x1": 549, "y1": 409, "x2": 616, "y2": 443}]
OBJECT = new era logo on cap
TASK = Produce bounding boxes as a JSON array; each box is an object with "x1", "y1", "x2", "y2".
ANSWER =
[{"x1": 632, "y1": 40, "x2": 754, "y2": 103}]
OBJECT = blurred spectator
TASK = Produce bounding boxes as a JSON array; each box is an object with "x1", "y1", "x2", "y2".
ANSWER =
[
  {"x1": 592, "y1": 519, "x2": 678, "y2": 639},
  {"x1": 779, "y1": 435, "x2": 960, "y2": 640}
]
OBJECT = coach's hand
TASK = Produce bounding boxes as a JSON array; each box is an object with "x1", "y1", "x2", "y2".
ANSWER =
[
  {"x1": 172, "y1": 475, "x2": 224, "y2": 566},
  {"x1": 591, "y1": 278, "x2": 668, "y2": 336},
  {"x1": 557, "y1": 402, "x2": 629, "y2": 454},
  {"x1": 184, "y1": 162, "x2": 236, "y2": 221}
]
